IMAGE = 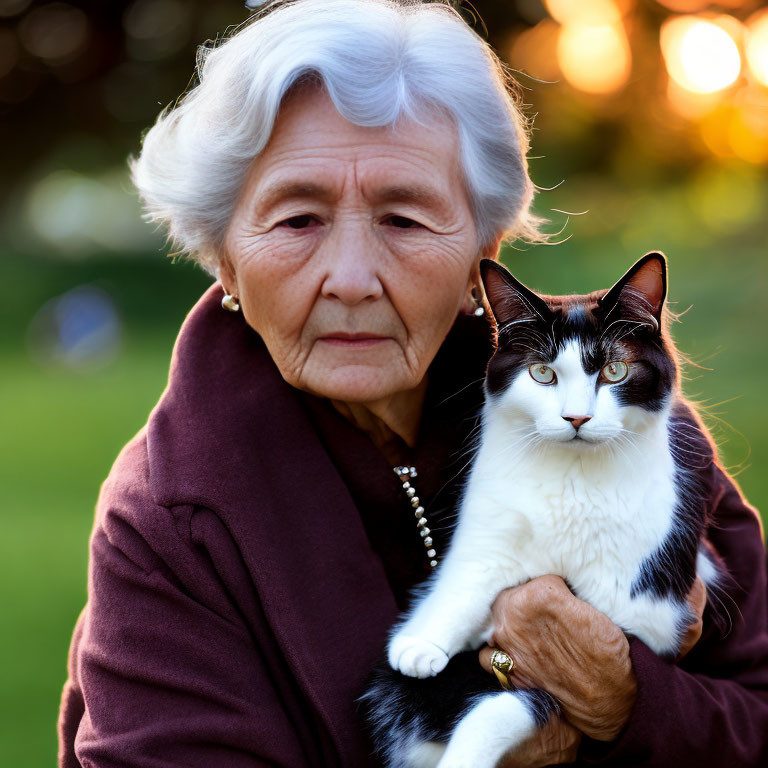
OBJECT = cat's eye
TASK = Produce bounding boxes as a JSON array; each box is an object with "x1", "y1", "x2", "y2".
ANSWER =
[
  {"x1": 529, "y1": 364, "x2": 556, "y2": 385},
  {"x1": 601, "y1": 361, "x2": 629, "y2": 383}
]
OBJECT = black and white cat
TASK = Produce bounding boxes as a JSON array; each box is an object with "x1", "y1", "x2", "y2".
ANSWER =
[{"x1": 361, "y1": 252, "x2": 722, "y2": 768}]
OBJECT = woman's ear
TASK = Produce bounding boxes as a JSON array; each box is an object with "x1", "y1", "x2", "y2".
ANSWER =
[
  {"x1": 461, "y1": 234, "x2": 504, "y2": 314},
  {"x1": 479, "y1": 233, "x2": 504, "y2": 266},
  {"x1": 460, "y1": 263, "x2": 482, "y2": 315},
  {"x1": 216, "y1": 253, "x2": 238, "y2": 298}
]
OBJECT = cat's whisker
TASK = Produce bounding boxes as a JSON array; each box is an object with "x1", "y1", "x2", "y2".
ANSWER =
[
  {"x1": 703, "y1": 578, "x2": 738, "y2": 638},
  {"x1": 614, "y1": 428, "x2": 654, "y2": 458},
  {"x1": 450, "y1": 423, "x2": 486, "y2": 463},
  {"x1": 599, "y1": 318, "x2": 647, "y2": 345},
  {"x1": 497, "y1": 317, "x2": 537, "y2": 334},
  {"x1": 608, "y1": 433, "x2": 643, "y2": 474},
  {"x1": 371, "y1": 246, "x2": 750, "y2": 768},
  {"x1": 495, "y1": 430, "x2": 543, "y2": 458},
  {"x1": 436, "y1": 419, "x2": 544, "y2": 502},
  {"x1": 435, "y1": 377, "x2": 488, "y2": 408}
]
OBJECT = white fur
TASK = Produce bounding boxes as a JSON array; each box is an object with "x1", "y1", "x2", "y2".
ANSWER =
[
  {"x1": 406, "y1": 741, "x2": 447, "y2": 768},
  {"x1": 437, "y1": 693, "x2": 537, "y2": 768},
  {"x1": 697, "y1": 547, "x2": 719, "y2": 588},
  {"x1": 388, "y1": 340, "x2": 710, "y2": 763}
]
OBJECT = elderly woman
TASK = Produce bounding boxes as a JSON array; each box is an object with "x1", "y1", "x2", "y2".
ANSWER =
[{"x1": 58, "y1": 1, "x2": 768, "y2": 766}]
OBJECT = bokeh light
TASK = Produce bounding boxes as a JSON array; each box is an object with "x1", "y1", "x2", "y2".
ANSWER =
[
  {"x1": 17, "y1": 3, "x2": 90, "y2": 65},
  {"x1": 728, "y1": 86, "x2": 768, "y2": 163},
  {"x1": 0, "y1": 27, "x2": 19, "y2": 79},
  {"x1": 508, "y1": 19, "x2": 561, "y2": 82},
  {"x1": 544, "y1": 0, "x2": 621, "y2": 25},
  {"x1": 26, "y1": 285, "x2": 122, "y2": 370},
  {"x1": 557, "y1": 21, "x2": 631, "y2": 94},
  {"x1": 542, "y1": 0, "x2": 632, "y2": 95},
  {"x1": 654, "y1": 0, "x2": 709, "y2": 11},
  {"x1": 661, "y1": 16, "x2": 742, "y2": 94},
  {"x1": 123, "y1": 0, "x2": 191, "y2": 62},
  {"x1": 24, "y1": 169, "x2": 158, "y2": 255},
  {"x1": 0, "y1": 0, "x2": 31, "y2": 18},
  {"x1": 745, "y1": 8, "x2": 768, "y2": 87},
  {"x1": 666, "y1": 77, "x2": 721, "y2": 119}
]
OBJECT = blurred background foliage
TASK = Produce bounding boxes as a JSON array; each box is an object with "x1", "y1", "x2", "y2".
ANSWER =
[{"x1": 0, "y1": 0, "x2": 766, "y2": 764}]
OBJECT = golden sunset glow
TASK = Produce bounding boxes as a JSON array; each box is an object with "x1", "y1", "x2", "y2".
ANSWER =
[
  {"x1": 508, "y1": 19, "x2": 561, "y2": 83},
  {"x1": 654, "y1": 0, "x2": 708, "y2": 11},
  {"x1": 557, "y1": 22, "x2": 632, "y2": 94},
  {"x1": 661, "y1": 16, "x2": 742, "y2": 94},
  {"x1": 544, "y1": 0, "x2": 632, "y2": 96},
  {"x1": 535, "y1": 1, "x2": 766, "y2": 164},
  {"x1": 745, "y1": 9, "x2": 768, "y2": 87},
  {"x1": 666, "y1": 78, "x2": 720, "y2": 119},
  {"x1": 544, "y1": 0, "x2": 621, "y2": 26}
]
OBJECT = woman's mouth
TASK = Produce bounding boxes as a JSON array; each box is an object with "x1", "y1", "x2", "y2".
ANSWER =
[{"x1": 318, "y1": 332, "x2": 390, "y2": 347}]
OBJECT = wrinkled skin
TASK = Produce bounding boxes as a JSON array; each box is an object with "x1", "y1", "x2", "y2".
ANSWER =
[
  {"x1": 218, "y1": 81, "x2": 500, "y2": 447},
  {"x1": 478, "y1": 574, "x2": 707, "y2": 767},
  {"x1": 215, "y1": 77, "x2": 710, "y2": 768},
  {"x1": 498, "y1": 715, "x2": 582, "y2": 768}
]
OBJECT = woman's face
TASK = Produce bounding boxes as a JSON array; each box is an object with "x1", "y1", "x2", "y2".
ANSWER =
[{"x1": 220, "y1": 84, "x2": 500, "y2": 403}]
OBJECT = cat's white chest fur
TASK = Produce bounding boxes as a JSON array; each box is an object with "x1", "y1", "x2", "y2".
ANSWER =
[
  {"x1": 388, "y1": 388, "x2": 692, "y2": 680},
  {"x1": 377, "y1": 256, "x2": 712, "y2": 768},
  {"x1": 462, "y1": 407, "x2": 680, "y2": 631}
]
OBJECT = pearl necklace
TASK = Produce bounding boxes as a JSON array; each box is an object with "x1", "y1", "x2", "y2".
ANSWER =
[{"x1": 393, "y1": 465, "x2": 438, "y2": 569}]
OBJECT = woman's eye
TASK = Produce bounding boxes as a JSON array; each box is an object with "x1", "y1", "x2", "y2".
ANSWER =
[
  {"x1": 529, "y1": 364, "x2": 556, "y2": 385},
  {"x1": 386, "y1": 215, "x2": 421, "y2": 229},
  {"x1": 277, "y1": 214, "x2": 318, "y2": 229},
  {"x1": 601, "y1": 360, "x2": 629, "y2": 383}
]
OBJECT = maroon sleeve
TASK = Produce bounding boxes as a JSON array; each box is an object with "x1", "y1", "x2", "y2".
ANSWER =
[
  {"x1": 58, "y1": 501, "x2": 321, "y2": 768},
  {"x1": 579, "y1": 465, "x2": 768, "y2": 767}
]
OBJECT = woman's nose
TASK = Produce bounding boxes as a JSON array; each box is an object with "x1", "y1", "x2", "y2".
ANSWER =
[{"x1": 319, "y1": 219, "x2": 384, "y2": 305}]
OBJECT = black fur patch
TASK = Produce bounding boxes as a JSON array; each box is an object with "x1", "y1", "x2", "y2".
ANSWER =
[
  {"x1": 481, "y1": 256, "x2": 677, "y2": 413},
  {"x1": 362, "y1": 256, "x2": 718, "y2": 761},
  {"x1": 359, "y1": 653, "x2": 562, "y2": 763},
  {"x1": 358, "y1": 651, "x2": 499, "y2": 749},
  {"x1": 630, "y1": 400, "x2": 715, "y2": 603},
  {"x1": 513, "y1": 688, "x2": 561, "y2": 727}
]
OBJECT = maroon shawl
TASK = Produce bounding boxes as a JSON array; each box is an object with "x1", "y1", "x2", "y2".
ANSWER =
[{"x1": 58, "y1": 282, "x2": 768, "y2": 767}]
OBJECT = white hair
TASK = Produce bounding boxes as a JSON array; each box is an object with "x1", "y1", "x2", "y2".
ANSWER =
[{"x1": 130, "y1": 0, "x2": 548, "y2": 276}]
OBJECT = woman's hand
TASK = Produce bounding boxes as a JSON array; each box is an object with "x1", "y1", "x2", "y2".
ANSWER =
[
  {"x1": 478, "y1": 575, "x2": 633, "y2": 742},
  {"x1": 677, "y1": 574, "x2": 707, "y2": 661},
  {"x1": 498, "y1": 715, "x2": 582, "y2": 767},
  {"x1": 478, "y1": 574, "x2": 707, "y2": 745}
]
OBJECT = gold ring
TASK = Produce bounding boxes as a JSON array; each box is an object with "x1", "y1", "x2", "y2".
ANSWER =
[{"x1": 490, "y1": 648, "x2": 515, "y2": 691}]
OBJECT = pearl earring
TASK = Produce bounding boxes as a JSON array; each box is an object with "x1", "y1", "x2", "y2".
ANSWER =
[
  {"x1": 221, "y1": 293, "x2": 240, "y2": 312},
  {"x1": 471, "y1": 285, "x2": 485, "y2": 317},
  {"x1": 216, "y1": 266, "x2": 240, "y2": 313}
]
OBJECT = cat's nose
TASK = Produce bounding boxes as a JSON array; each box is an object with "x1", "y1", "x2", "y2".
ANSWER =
[{"x1": 563, "y1": 415, "x2": 591, "y2": 430}]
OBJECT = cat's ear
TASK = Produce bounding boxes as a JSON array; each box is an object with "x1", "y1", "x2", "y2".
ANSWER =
[
  {"x1": 479, "y1": 259, "x2": 551, "y2": 326},
  {"x1": 599, "y1": 252, "x2": 667, "y2": 332}
]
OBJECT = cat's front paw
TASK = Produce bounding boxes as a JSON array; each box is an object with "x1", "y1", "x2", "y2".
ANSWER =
[{"x1": 388, "y1": 634, "x2": 449, "y2": 678}]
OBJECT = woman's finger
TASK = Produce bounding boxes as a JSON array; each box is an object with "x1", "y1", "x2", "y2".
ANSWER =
[
  {"x1": 677, "y1": 575, "x2": 707, "y2": 660},
  {"x1": 498, "y1": 715, "x2": 582, "y2": 768},
  {"x1": 687, "y1": 574, "x2": 708, "y2": 616},
  {"x1": 483, "y1": 576, "x2": 637, "y2": 741},
  {"x1": 478, "y1": 643, "x2": 538, "y2": 690},
  {"x1": 478, "y1": 643, "x2": 494, "y2": 673}
]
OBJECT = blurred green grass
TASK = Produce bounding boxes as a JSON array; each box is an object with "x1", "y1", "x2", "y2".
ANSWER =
[
  {"x1": 503, "y1": 237, "x2": 766, "y2": 501},
  {"x1": 0, "y1": 255, "x2": 211, "y2": 767},
  {"x1": 1, "y1": 235, "x2": 765, "y2": 766}
]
